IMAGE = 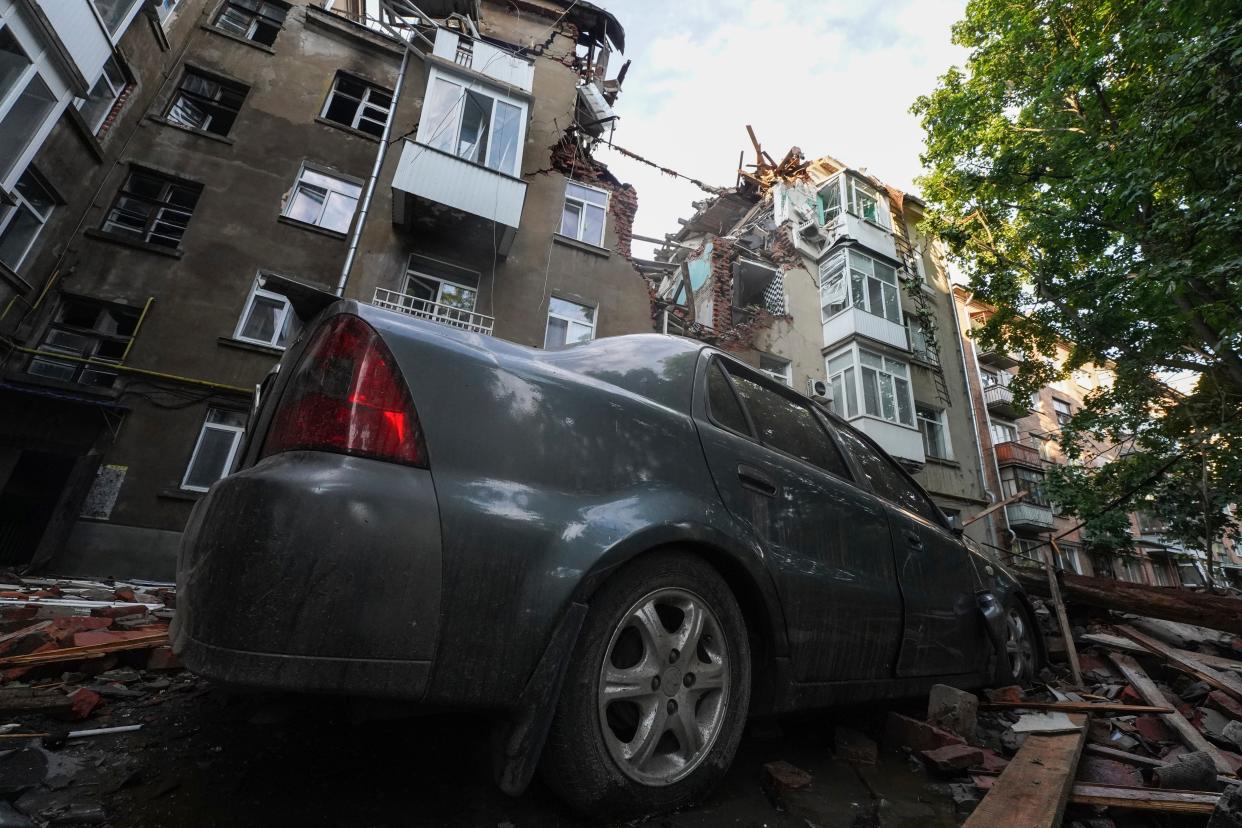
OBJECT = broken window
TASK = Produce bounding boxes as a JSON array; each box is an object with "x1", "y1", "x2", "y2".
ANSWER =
[
  {"x1": 101, "y1": 168, "x2": 202, "y2": 248},
  {"x1": 26, "y1": 296, "x2": 140, "y2": 388},
  {"x1": 75, "y1": 56, "x2": 127, "y2": 135},
  {"x1": 418, "y1": 70, "x2": 525, "y2": 175},
  {"x1": 907, "y1": 315, "x2": 936, "y2": 364},
  {"x1": 214, "y1": 0, "x2": 289, "y2": 46},
  {"x1": 1000, "y1": 465, "x2": 1049, "y2": 507},
  {"x1": 820, "y1": 250, "x2": 900, "y2": 324},
  {"x1": 182, "y1": 408, "x2": 246, "y2": 492},
  {"x1": 544, "y1": 297, "x2": 595, "y2": 348},
  {"x1": 235, "y1": 276, "x2": 298, "y2": 349},
  {"x1": 282, "y1": 164, "x2": 361, "y2": 233},
  {"x1": 817, "y1": 177, "x2": 842, "y2": 224},
  {"x1": 0, "y1": 166, "x2": 55, "y2": 271},
  {"x1": 321, "y1": 72, "x2": 391, "y2": 137},
  {"x1": 560, "y1": 181, "x2": 608, "y2": 246},
  {"x1": 165, "y1": 68, "x2": 247, "y2": 136},
  {"x1": 847, "y1": 177, "x2": 886, "y2": 227},
  {"x1": 916, "y1": 404, "x2": 950, "y2": 459}
]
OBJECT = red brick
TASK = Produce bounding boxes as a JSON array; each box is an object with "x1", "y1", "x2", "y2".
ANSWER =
[
  {"x1": 984, "y1": 685, "x2": 1024, "y2": 703},
  {"x1": 1134, "y1": 715, "x2": 1177, "y2": 744},
  {"x1": 1078, "y1": 756, "x2": 1143, "y2": 787},
  {"x1": 920, "y1": 744, "x2": 983, "y2": 773},
  {"x1": 978, "y1": 749, "x2": 1009, "y2": 773},
  {"x1": 1119, "y1": 685, "x2": 1145, "y2": 706},
  {"x1": 67, "y1": 688, "x2": 103, "y2": 721},
  {"x1": 0, "y1": 624, "x2": 53, "y2": 657},
  {"x1": 72, "y1": 629, "x2": 160, "y2": 648},
  {"x1": 1077, "y1": 652, "x2": 1110, "y2": 673},
  {"x1": 883, "y1": 712, "x2": 966, "y2": 753},
  {"x1": 0, "y1": 606, "x2": 38, "y2": 622},
  {"x1": 49, "y1": 616, "x2": 113, "y2": 643},
  {"x1": 114, "y1": 587, "x2": 135, "y2": 603},
  {"x1": 1206, "y1": 691, "x2": 1242, "y2": 721},
  {"x1": 762, "y1": 760, "x2": 812, "y2": 792},
  {"x1": 0, "y1": 591, "x2": 28, "y2": 599},
  {"x1": 146, "y1": 646, "x2": 181, "y2": 671},
  {"x1": 89, "y1": 606, "x2": 146, "y2": 620}
]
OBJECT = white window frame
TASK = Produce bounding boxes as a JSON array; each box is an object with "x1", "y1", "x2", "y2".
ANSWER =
[
  {"x1": 758, "y1": 354, "x2": 792, "y2": 387},
  {"x1": 234, "y1": 275, "x2": 296, "y2": 349},
  {"x1": 75, "y1": 55, "x2": 126, "y2": 134},
  {"x1": 990, "y1": 419, "x2": 1018, "y2": 445},
  {"x1": 1052, "y1": 397, "x2": 1072, "y2": 426},
  {"x1": 320, "y1": 72, "x2": 392, "y2": 136},
  {"x1": 88, "y1": 0, "x2": 145, "y2": 39},
  {"x1": 819, "y1": 248, "x2": 901, "y2": 324},
  {"x1": 847, "y1": 175, "x2": 888, "y2": 228},
  {"x1": 907, "y1": 314, "x2": 936, "y2": 364},
  {"x1": 560, "y1": 180, "x2": 608, "y2": 247},
  {"x1": 0, "y1": 166, "x2": 54, "y2": 270},
  {"x1": 824, "y1": 345, "x2": 915, "y2": 427},
  {"x1": 214, "y1": 0, "x2": 288, "y2": 45},
  {"x1": 916, "y1": 404, "x2": 952, "y2": 459},
  {"x1": 181, "y1": 408, "x2": 246, "y2": 492},
  {"x1": 282, "y1": 163, "x2": 361, "y2": 233},
  {"x1": 1056, "y1": 544, "x2": 1084, "y2": 575},
  {"x1": 0, "y1": 10, "x2": 72, "y2": 193},
  {"x1": 544, "y1": 297, "x2": 596, "y2": 348},
  {"x1": 416, "y1": 67, "x2": 528, "y2": 176}
]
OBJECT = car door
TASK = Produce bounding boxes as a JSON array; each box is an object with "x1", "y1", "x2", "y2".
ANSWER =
[
  {"x1": 692, "y1": 355, "x2": 902, "y2": 682},
  {"x1": 830, "y1": 424, "x2": 987, "y2": 678}
]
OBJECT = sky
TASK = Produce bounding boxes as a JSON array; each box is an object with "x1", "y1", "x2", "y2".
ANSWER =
[{"x1": 591, "y1": 0, "x2": 971, "y2": 258}]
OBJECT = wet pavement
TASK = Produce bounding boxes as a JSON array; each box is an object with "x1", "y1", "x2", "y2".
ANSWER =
[{"x1": 5, "y1": 679, "x2": 960, "y2": 827}]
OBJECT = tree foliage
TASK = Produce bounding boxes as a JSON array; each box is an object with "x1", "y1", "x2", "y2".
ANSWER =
[{"x1": 913, "y1": 0, "x2": 1242, "y2": 575}]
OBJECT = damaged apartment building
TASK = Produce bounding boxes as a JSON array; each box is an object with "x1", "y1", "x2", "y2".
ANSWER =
[
  {"x1": 0, "y1": 0, "x2": 649, "y2": 577},
  {"x1": 651, "y1": 144, "x2": 994, "y2": 544}
]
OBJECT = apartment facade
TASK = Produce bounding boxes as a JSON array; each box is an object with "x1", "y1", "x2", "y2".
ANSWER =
[
  {"x1": 0, "y1": 0, "x2": 650, "y2": 578},
  {"x1": 650, "y1": 151, "x2": 994, "y2": 545},
  {"x1": 953, "y1": 289, "x2": 1221, "y2": 586}
]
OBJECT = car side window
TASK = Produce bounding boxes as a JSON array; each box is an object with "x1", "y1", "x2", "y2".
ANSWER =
[
  {"x1": 706, "y1": 361, "x2": 752, "y2": 435},
  {"x1": 721, "y1": 364, "x2": 851, "y2": 479},
  {"x1": 832, "y1": 423, "x2": 943, "y2": 524}
]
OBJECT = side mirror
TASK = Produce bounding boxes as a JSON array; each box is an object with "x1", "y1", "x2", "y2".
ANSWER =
[{"x1": 945, "y1": 513, "x2": 964, "y2": 536}]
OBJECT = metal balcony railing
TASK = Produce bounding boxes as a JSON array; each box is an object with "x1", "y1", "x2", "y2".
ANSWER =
[
  {"x1": 372, "y1": 288, "x2": 494, "y2": 335},
  {"x1": 994, "y1": 440, "x2": 1042, "y2": 468}
]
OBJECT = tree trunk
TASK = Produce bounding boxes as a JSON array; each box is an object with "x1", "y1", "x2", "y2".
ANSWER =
[{"x1": 1060, "y1": 573, "x2": 1242, "y2": 636}]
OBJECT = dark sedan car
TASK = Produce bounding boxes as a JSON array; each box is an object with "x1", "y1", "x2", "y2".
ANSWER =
[{"x1": 172, "y1": 282, "x2": 1041, "y2": 814}]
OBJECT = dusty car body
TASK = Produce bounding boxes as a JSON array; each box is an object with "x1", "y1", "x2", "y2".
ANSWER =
[{"x1": 173, "y1": 282, "x2": 1038, "y2": 812}]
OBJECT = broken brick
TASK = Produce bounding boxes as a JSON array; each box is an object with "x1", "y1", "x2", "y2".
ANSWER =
[
  {"x1": 883, "y1": 712, "x2": 966, "y2": 753},
  {"x1": 834, "y1": 727, "x2": 878, "y2": 765},
  {"x1": 1078, "y1": 756, "x2": 1143, "y2": 787},
  {"x1": 145, "y1": 647, "x2": 181, "y2": 671},
  {"x1": 0, "y1": 606, "x2": 38, "y2": 622},
  {"x1": 977, "y1": 749, "x2": 1009, "y2": 773},
  {"x1": 114, "y1": 588, "x2": 136, "y2": 603},
  {"x1": 1119, "y1": 685, "x2": 1145, "y2": 706},
  {"x1": 72, "y1": 629, "x2": 164, "y2": 648},
  {"x1": 1134, "y1": 715, "x2": 1177, "y2": 744},
  {"x1": 89, "y1": 606, "x2": 147, "y2": 620},
  {"x1": 984, "y1": 685, "x2": 1024, "y2": 703},
  {"x1": 762, "y1": 760, "x2": 812, "y2": 792},
  {"x1": 0, "y1": 623, "x2": 53, "y2": 657},
  {"x1": 49, "y1": 616, "x2": 113, "y2": 644},
  {"x1": 920, "y1": 744, "x2": 983, "y2": 773},
  {"x1": 1207, "y1": 691, "x2": 1242, "y2": 721},
  {"x1": 67, "y1": 688, "x2": 103, "y2": 721}
]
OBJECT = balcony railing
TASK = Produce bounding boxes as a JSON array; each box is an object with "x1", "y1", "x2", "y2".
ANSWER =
[
  {"x1": 983, "y1": 383, "x2": 1028, "y2": 418},
  {"x1": 1006, "y1": 501, "x2": 1055, "y2": 531},
  {"x1": 372, "y1": 288, "x2": 494, "y2": 336},
  {"x1": 994, "y1": 440, "x2": 1042, "y2": 468}
]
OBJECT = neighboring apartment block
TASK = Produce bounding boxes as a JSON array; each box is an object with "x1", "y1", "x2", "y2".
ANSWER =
[
  {"x1": 953, "y1": 289, "x2": 1223, "y2": 587},
  {"x1": 650, "y1": 149, "x2": 994, "y2": 544},
  {"x1": 0, "y1": 0, "x2": 650, "y2": 577}
]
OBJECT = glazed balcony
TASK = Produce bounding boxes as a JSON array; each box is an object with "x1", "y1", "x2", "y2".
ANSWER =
[{"x1": 372, "y1": 288, "x2": 494, "y2": 335}]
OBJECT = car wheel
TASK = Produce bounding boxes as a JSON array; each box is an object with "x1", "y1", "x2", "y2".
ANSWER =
[
  {"x1": 1004, "y1": 600, "x2": 1039, "y2": 685},
  {"x1": 541, "y1": 552, "x2": 750, "y2": 816}
]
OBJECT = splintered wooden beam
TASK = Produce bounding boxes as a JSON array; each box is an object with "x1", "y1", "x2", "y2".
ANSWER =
[
  {"x1": 980, "y1": 700, "x2": 1172, "y2": 714},
  {"x1": 1080, "y1": 632, "x2": 1242, "y2": 673},
  {"x1": 1107, "y1": 652, "x2": 1235, "y2": 775},
  {"x1": 962, "y1": 713, "x2": 1087, "y2": 828},
  {"x1": 1060, "y1": 573, "x2": 1242, "y2": 635},
  {"x1": 1114, "y1": 624, "x2": 1242, "y2": 702},
  {"x1": 1070, "y1": 784, "x2": 1218, "y2": 814},
  {"x1": 1047, "y1": 540, "x2": 1084, "y2": 687}
]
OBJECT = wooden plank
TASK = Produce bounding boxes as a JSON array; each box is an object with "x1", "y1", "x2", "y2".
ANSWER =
[
  {"x1": 1060, "y1": 573, "x2": 1242, "y2": 636},
  {"x1": 962, "y1": 713, "x2": 1087, "y2": 828},
  {"x1": 1115, "y1": 624, "x2": 1242, "y2": 702},
  {"x1": 980, "y1": 700, "x2": 1172, "y2": 714},
  {"x1": 962, "y1": 489, "x2": 1028, "y2": 527},
  {"x1": 1080, "y1": 632, "x2": 1242, "y2": 672},
  {"x1": 1084, "y1": 743, "x2": 1238, "y2": 786},
  {"x1": 1107, "y1": 652, "x2": 1235, "y2": 775},
  {"x1": 1047, "y1": 540, "x2": 1084, "y2": 686},
  {"x1": 1070, "y1": 783, "x2": 1218, "y2": 814},
  {"x1": 0, "y1": 633, "x2": 167, "y2": 666}
]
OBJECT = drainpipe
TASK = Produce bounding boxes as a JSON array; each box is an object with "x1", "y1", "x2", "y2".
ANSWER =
[
  {"x1": 951, "y1": 288, "x2": 1002, "y2": 553},
  {"x1": 337, "y1": 43, "x2": 411, "y2": 297}
]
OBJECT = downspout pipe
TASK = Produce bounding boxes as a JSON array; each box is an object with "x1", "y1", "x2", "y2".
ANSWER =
[
  {"x1": 951, "y1": 287, "x2": 1002, "y2": 553},
  {"x1": 337, "y1": 43, "x2": 411, "y2": 296}
]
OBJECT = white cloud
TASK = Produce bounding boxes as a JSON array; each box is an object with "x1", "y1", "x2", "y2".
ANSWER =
[{"x1": 593, "y1": 0, "x2": 970, "y2": 257}]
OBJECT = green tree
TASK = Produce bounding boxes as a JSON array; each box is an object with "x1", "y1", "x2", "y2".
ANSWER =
[{"x1": 913, "y1": 0, "x2": 1242, "y2": 581}]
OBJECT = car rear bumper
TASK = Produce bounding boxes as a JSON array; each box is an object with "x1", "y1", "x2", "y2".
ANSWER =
[{"x1": 172, "y1": 451, "x2": 442, "y2": 700}]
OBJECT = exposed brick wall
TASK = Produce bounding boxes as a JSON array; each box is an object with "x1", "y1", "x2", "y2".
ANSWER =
[
  {"x1": 545, "y1": 131, "x2": 637, "y2": 262},
  {"x1": 95, "y1": 84, "x2": 135, "y2": 142}
]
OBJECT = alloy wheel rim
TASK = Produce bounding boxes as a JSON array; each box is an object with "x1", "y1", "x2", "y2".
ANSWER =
[
  {"x1": 597, "y1": 587, "x2": 730, "y2": 786},
  {"x1": 1005, "y1": 608, "x2": 1035, "y2": 680}
]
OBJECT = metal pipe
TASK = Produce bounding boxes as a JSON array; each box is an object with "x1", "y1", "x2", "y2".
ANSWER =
[
  {"x1": 337, "y1": 42, "x2": 411, "y2": 296},
  {"x1": 950, "y1": 285, "x2": 1002, "y2": 553},
  {"x1": 119, "y1": 296, "x2": 153, "y2": 362}
]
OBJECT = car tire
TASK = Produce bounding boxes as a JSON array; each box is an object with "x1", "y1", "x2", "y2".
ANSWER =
[
  {"x1": 1003, "y1": 599, "x2": 1041, "y2": 686},
  {"x1": 541, "y1": 552, "x2": 751, "y2": 816}
]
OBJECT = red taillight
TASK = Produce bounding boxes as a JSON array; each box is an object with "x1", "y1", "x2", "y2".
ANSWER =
[{"x1": 261, "y1": 314, "x2": 427, "y2": 467}]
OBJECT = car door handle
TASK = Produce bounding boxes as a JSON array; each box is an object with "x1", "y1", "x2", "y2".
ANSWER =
[
  {"x1": 737, "y1": 464, "x2": 778, "y2": 497},
  {"x1": 904, "y1": 531, "x2": 924, "y2": 549}
]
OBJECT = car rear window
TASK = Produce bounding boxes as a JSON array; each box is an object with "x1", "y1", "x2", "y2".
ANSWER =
[
  {"x1": 832, "y1": 424, "x2": 942, "y2": 523},
  {"x1": 707, "y1": 361, "x2": 751, "y2": 435},
  {"x1": 722, "y1": 366, "x2": 850, "y2": 479}
]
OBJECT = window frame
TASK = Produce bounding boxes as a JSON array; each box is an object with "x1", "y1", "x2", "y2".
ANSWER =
[
  {"x1": 25, "y1": 295, "x2": 140, "y2": 388},
  {"x1": 213, "y1": 0, "x2": 289, "y2": 46},
  {"x1": 320, "y1": 71, "x2": 392, "y2": 137},
  {"x1": 847, "y1": 175, "x2": 888, "y2": 228},
  {"x1": 758, "y1": 354, "x2": 792, "y2": 387},
  {"x1": 181, "y1": 407, "x2": 247, "y2": 493},
  {"x1": 89, "y1": 0, "x2": 144, "y2": 38},
  {"x1": 164, "y1": 66, "x2": 248, "y2": 137},
  {"x1": 100, "y1": 167, "x2": 203, "y2": 249},
  {"x1": 75, "y1": 55, "x2": 127, "y2": 135},
  {"x1": 1052, "y1": 397, "x2": 1073, "y2": 426},
  {"x1": 543, "y1": 296, "x2": 596, "y2": 348},
  {"x1": 999, "y1": 465, "x2": 1049, "y2": 507},
  {"x1": 416, "y1": 67, "x2": 527, "y2": 176},
  {"x1": 907, "y1": 313, "x2": 936, "y2": 364},
  {"x1": 990, "y1": 419, "x2": 1018, "y2": 445},
  {"x1": 0, "y1": 166, "x2": 56, "y2": 271},
  {"x1": 916, "y1": 404, "x2": 952, "y2": 460},
  {"x1": 0, "y1": 12, "x2": 68, "y2": 190},
  {"x1": 281, "y1": 162, "x2": 362, "y2": 234},
  {"x1": 819, "y1": 248, "x2": 902, "y2": 324},
  {"x1": 234, "y1": 275, "x2": 297, "y2": 349},
  {"x1": 560, "y1": 180, "x2": 609, "y2": 247},
  {"x1": 824, "y1": 345, "x2": 915, "y2": 428}
]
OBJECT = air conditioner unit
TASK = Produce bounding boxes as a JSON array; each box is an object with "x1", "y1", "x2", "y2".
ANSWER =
[{"x1": 807, "y1": 379, "x2": 831, "y2": 405}]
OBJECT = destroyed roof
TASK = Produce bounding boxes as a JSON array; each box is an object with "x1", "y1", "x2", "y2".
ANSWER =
[{"x1": 504, "y1": 0, "x2": 624, "y2": 52}]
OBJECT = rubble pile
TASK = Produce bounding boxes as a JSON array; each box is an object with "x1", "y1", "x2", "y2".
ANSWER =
[{"x1": 0, "y1": 576, "x2": 194, "y2": 825}]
